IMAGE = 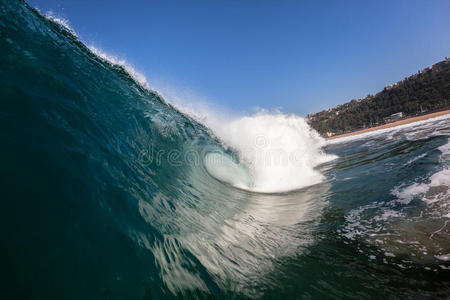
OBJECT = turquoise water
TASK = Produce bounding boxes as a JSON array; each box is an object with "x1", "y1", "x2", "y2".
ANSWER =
[{"x1": 1, "y1": 1, "x2": 450, "y2": 299}]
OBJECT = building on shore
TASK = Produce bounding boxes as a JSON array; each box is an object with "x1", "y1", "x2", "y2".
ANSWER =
[{"x1": 384, "y1": 112, "x2": 404, "y2": 123}]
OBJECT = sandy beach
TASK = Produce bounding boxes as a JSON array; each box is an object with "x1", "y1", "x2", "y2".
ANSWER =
[{"x1": 327, "y1": 109, "x2": 450, "y2": 140}]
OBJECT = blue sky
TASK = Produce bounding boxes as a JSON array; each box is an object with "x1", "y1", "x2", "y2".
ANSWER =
[{"x1": 29, "y1": 0, "x2": 450, "y2": 116}]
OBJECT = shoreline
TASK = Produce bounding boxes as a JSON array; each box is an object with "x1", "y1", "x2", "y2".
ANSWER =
[{"x1": 327, "y1": 110, "x2": 450, "y2": 140}]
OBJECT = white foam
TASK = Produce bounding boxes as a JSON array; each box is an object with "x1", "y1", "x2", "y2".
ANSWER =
[
  {"x1": 392, "y1": 183, "x2": 429, "y2": 204},
  {"x1": 328, "y1": 113, "x2": 450, "y2": 144},
  {"x1": 429, "y1": 169, "x2": 450, "y2": 186},
  {"x1": 438, "y1": 139, "x2": 450, "y2": 156},
  {"x1": 44, "y1": 10, "x2": 77, "y2": 36},
  {"x1": 404, "y1": 153, "x2": 427, "y2": 166},
  {"x1": 392, "y1": 168, "x2": 450, "y2": 204},
  {"x1": 87, "y1": 46, "x2": 151, "y2": 90},
  {"x1": 204, "y1": 112, "x2": 336, "y2": 193}
]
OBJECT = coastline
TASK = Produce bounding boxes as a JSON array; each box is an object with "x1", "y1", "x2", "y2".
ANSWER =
[{"x1": 327, "y1": 109, "x2": 450, "y2": 140}]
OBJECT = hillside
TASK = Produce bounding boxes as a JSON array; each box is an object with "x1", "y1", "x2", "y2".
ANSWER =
[{"x1": 307, "y1": 58, "x2": 450, "y2": 137}]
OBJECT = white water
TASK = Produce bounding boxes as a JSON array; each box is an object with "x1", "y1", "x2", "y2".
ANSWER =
[
  {"x1": 341, "y1": 137, "x2": 450, "y2": 266},
  {"x1": 327, "y1": 113, "x2": 450, "y2": 144},
  {"x1": 393, "y1": 138, "x2": 450, "y2": 203},
  {"x1": 203, "y1": 113, "x2": 335, "y2": 193}
]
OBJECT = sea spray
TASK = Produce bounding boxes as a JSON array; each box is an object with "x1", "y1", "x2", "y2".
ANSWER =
[{"x1": 204, "y1": 112, "x2": 336, "y2": 192}]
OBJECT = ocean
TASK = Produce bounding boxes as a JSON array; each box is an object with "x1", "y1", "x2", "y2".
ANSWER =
[{"x1": 1, "y1": 1, "x2": 449, "y2": 299}]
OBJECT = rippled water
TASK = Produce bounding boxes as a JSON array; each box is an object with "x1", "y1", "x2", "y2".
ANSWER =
[{"x1": 1, "y1": 1, "x2": 449, "y2": 299}]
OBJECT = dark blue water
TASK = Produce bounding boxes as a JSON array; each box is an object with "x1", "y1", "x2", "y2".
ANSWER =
[{"x1": 1, "y1": 1, "x2": 450, "y2": 299}]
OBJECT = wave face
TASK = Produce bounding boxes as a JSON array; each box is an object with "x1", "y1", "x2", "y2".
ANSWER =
[
  {"x1": 0, "y1": 1, "x2": 329, "y2": 298},
  {"x1": 1, "y1": 1, "x2": 450, "y2": 299}
]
